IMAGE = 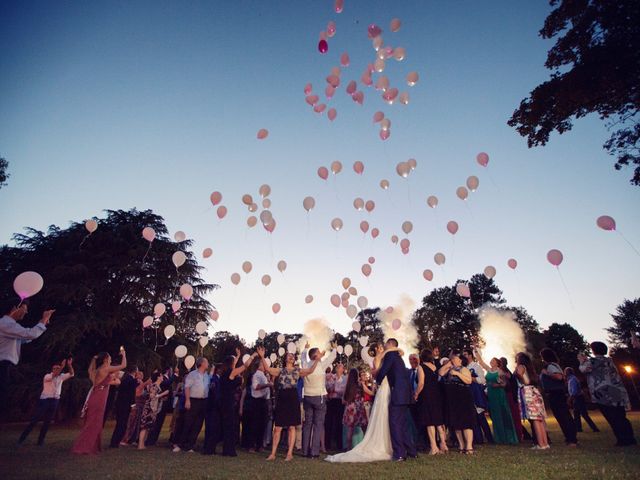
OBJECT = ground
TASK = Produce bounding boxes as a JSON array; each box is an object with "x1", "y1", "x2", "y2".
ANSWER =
[{"x1": 1, "y1": 413, "x2": 639, "y2": 480}]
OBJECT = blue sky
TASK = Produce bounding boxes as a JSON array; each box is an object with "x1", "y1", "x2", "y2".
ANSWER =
[{"x1": 1, "y1": 0, "x2": 638, "y2": 347}]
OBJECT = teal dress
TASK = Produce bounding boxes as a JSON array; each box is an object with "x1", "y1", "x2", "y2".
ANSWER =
[{"x1": 486, "y1": 371, "x2": 518, "y2": 444}]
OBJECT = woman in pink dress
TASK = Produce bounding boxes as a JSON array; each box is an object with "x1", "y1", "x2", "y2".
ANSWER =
[{"x1": 71, "y1": 348, "x2": 127, "y2": 454}]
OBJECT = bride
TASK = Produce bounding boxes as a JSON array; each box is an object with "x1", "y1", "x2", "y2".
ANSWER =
[{"x1": 325, "y1": 344, "x2": 399, "y2": 463}]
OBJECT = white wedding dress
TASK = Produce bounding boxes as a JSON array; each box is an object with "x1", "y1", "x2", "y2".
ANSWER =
[{"x1": 325, "y1": 377, "x2": 393, "y2": 463}]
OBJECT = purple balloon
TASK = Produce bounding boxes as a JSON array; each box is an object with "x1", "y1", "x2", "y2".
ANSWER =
[{"x1": 318, "y1": 39, "x2": 328, "y2": 54}]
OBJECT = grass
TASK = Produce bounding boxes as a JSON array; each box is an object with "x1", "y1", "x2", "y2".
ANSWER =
[{"x1": 0, "y1": 413, "x2": 639, "y2": 480}]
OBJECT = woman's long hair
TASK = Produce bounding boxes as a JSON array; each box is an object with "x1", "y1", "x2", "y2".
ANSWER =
[
  {"x1": 89, "y1": 352, "x2": 110, "y2": 384},
  {"x1": 516, "y1": 352, "x2": 538, "y2": 386},
  {"x1": 343, "y1": 368, "x2": 360, "y2": 403}
]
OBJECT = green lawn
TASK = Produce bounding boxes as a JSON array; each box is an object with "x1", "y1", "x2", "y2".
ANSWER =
[{"x1": 1, "y1": 413, "x2": 639, "y2": 480}]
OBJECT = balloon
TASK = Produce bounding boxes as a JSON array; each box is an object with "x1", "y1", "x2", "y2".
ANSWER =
[
  {"x1": 330, "y1": 294, "x2": 341, "y2": 308},
  {"x1": 306, "y1": 94, "x2": 320, "y2": 106},
  {"x1": 304, "y1": 83, "x2": 312, "y2": 95},
  {"x1": 391, "y1": 235, "x2": 399, "y2": 244},
  {"x1": 164, "y1": 325, "x2": 176, "y2": 339},
  {"x1": 373, "y1": 111, "x2": 384, "y2": 123},
  {"x1": 277, "y1": 260, "x2": 287, "y2": 273},
  {"x1": 216, "y1": 206, "x2": 228, "y2": 219},
  {"x1": 456, "y1": 283, "x2": 471, "y2": 298},
  {"x1": 259, "y1": 183, "x2": 271, "y2": 197},
  {"x1": 179, "y1": 283, "x2": 193, "y2": 300},
  {"x1": 247, "y1": 216, "x2": 257, "y2": 228},
  {"x1": 406, "y1": 71, "x2": 419, "y2": 86},
  {"x1": 476, "y1": 152, "x2": 489, "y2": 167},
  {"x1": 380, "y1": 179, "x2": 390, "y2": 190},
  {"x1": 390, "y1": 18, "x2": 401, "y2": 32},
  {"x1": 371, "y1": 228, "x2": 380, "y2": 239},
  {"x1": 360, "y1": 221, "x2": 370, "y2": 234},
  {"x1": 142, "y1": 227, "x2": 156, "y2": 242},
  {"x1": 358, "y1": 336, "x2": 369, "y2": 347},
  {"x1": 402, "y1": 221, "x2": 413, "y2": 235},
  {"x1": 326, "y1": 75, "x2": 340, "y2": 88},
  {"x1": 341, "y1": 277, "x2": 351, "y2": 289},
  {"x1": 287, "y1": 342, "x2": 297, "y2": 354},
  {"x1": 317, "y1": 167, "x2": 329, "y2": 180},
  {"x1": 242, "y1": 194, "x2": 253, "y2": 206},
  {"x1": 484, "y1": 266, "x2": 497, "y2": 279},
  {"x1": 446, "y1": 221, "x2": 459, "y2": 235},
  {"x1": 334, "y1": 0, "x2": 344, "y2": 13},
  {"x1": 261, "y1": 274, "x2": 271, "y2": 287},
  {"x1": 327, "y1": 108, "x2": 337, "y2": 121},
  {"x1": 175, "y1": 345, "x2": 187, "y2": 358},
  {"x1": 374, "y1": 58, "x2": 385, "y2": 73},
  {"x1": 325, "y1": 85, "x2": 335, "y2": 99},
  {"x1": 196, "y1": 321, "x2": 207, "y2": 335},
  {"x1": 393, "y1": 47, "x2": 406, "y2": 61},
  {"x1": 184, "y1": 355, "x2": 195, "y2": 369},
  {"x1": 375, "y1": 76, "x2": 390, "y2": 91},
  {"x1": 347, "y1": 305, "x2": 358, "y2": 319},
  {"x1": 434, "y1": 252, "x2": 446, "y2": 265},
  {"x1": 379, "y1": 130, "x2": 389, "y2": 141},
  {"x1": 400, "y1": 238, "x2": 410, "y2": 250},
  {"x1": 85, "y1": 219, "x2": 98, "y2": 233},
  {"x1": 314, "y1": 103, "x2": 327, "y2": 114},
  {"x1": 278, "y1": 347, "x2": 286, "y2": 356},
  {"x1": 399, "y1": 92, "x2": 409, "y2": 105},
  {"x1": 466, "y1": 175, "x2": 480, "y2": 192},
  {"x1": 277, "y1": 334, "x2": 285, "y2": 345},
  {"x1": 392, "y1": 319, "x2": 402, "y2": 330},
  {"x1": 230, "y1": 273, "x2": 241, "y2": 285},
  {"x1": 269, "y1": 353, "x2": 277, "y2": 363},
  {"x1": 427, "y1": 195, "x2": 438, "y2": 208},
  {"x1": 142, "y1": 316, "x2": 153, "y2": 328},
  {"x1": 248, "y1": 203, "x2": 258, "y2": 212},
  {"x1": 154, "y1": 303, "x2": 166, "y2": 318},
  {"x1": 456, "y1": 186, "x2": 469, "y2": 201},
  {"x1": 357, "y1": 296, "x2": 368, "y2": 309},
  {"x1": 352, "y1": 197, "x2": 364, "y2": 211},
  {"x1": 172, "y1": 251, "x2": 187, "y2": 268},
  {"x1": 318, "y1": 39, "x2": 328, "y2": 53},
  {"x1": 257, "y1": 129, "x2": 269, "y2": 140},
  {"x1": 13, "y1": 271, "x2": 44, "y2": 300},
  {"x1": 547, "y1": 249, "x2": 564, "y2": 267},
  {"x1": 508, "y1": 258, "x2": 518, "y2": 270},
  {"x1": 259, "y1": 210, "x2": 273, "y2": 225},
  {"x1": 171, "y1": 300, "x2": 181, "y2": 313},
  {"x1": 351, "y1": 91, "x2": 364, "y2": 105},
  {"x1": 331, "y1": 218, "x2": 343, "y2": 231},
  {"x1": 368, "y1": 256, "x2": 375, "y2": 264},
  {"x1": 361, "y1": 264, "x2": 372, "y2": 277},
  {"x1": 348, "y1": 286, "x2": 358, "y2": 296},
  {"x1": 382, "y1": 88, "x2": 399, "y2": 104},
  {"x1": 341, "y1": 298, "x2": 349, "y2": 308},
  {"x1": 346, "y1": 80, "x2": 357, "y2": 95},
  {"x1": 423, "y1": 269, "x2": 434, "y2": 281},
  {"x1": 210, "y1": 191, "x2": 222, "y2": 206},
  {"x1": 330, "y1": 161, "x2": 343, "y2": 174},
  {"x1": 401, "y1": 247, "x2": 409, "y2": 255},
  {"x1": 365, "y1": 200, "x2": 375, "y2": 212},
  {"x1": 272, "y1": 303, "x2": 281, "y2": 314},
  {"x1": 353, "y1": 161, "x2": 364, "y2": 175},
  {"x1": 327, "y1": 21, "x2": 336, "y2": 37},
  {"x1": 368, "y1": 24, "x2": 382, "y2": 38},
  {"x1": 596, "y1": 215, "x2": 616, "y2": 231},
  {"x1": 199, "y1": 336, "x2": 208, "y2": 348},
  {"x1": 210, "y1": 310, "x2": 219, "y2": 321},
  {"x1": 263, "y1": 218, "x2": 277, "y2": 234},
  {"x1": 305, "y1": 295, "x2": 314, "y2": 304},
  {"x1": 344, "y1": 344, "x2": 353, "y2": 357},
  {"x1": 258, "y1": 329, "x2": 267, "y2": 340},
  {"x1": 330, "y1": 66, "x2": 341, "y2": 77},
  {"x1": 303, "y1": 196, "x2": 316, "y2": 212},
  {"x1": 200, "y1": 248, "x2": 212, "y2": 260},
  {"x1": 396, "y1": 162, "x2": 410, "y2": 178},
  {"x1": 242, "y1": 261, "x2": 252, "y2": 274}
]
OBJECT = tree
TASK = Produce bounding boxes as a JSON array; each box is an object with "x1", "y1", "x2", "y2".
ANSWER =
[
  {"x1": 607, "y1": 298, "x2": 640, "y2": 349},
  {"x1": 543, "y1": 323, "x2": 589, "y2": 369},
  {"x1": 0, "y1": 156, "x2": 8, "y2": 189},
  {"x1": 0, "y1": 208, "x2": 218, "y2": 420},
  {"x1": 508, "y1": 0, "x2": 640, "y2": 185}
]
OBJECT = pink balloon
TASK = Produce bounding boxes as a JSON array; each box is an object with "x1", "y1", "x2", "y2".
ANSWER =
[
  {"x1": 202, "y1": 248, "x2": 213, "y2": 258},
  {"x1": 272, "y1": 303, "x2": 281, "y2": 314},
  {"x1": 13, "y1": 271, "x2": 44, "y2": 300},
  {"x1": 325, "y1": 85, "x2": 336, "y2": 99},
  {"x1": 365, "y1": 200, "x2": 375, "y2": 212},
  {"x1": 392, "y1": 319, "x2": 402, "y2": 330},
  {"x1": 361, "y1": 71, "x2": 373, "y2": 86},
  {"x1": 360, "y1": 221, "x2": 370, "y2": 234},
  {"x1": 456, "y1": 186, "x2": 469, "y2": 201},
  {"x1": 330, "y1": 66, "x2": 341, "y2": 77},
  {"x1": 328, "y1": 108, "x2": 337, "y2": 121},
  {"x1": 382, "y1": 88, "x2": 399, "y2": 104},
  {"x1": 210, "y1": 191, "x2": 222, "y2": 206},
  {"x1": 508, "y1": 258, "x2": 518, "y2": 270},
  {"x1": 353, "y1": 161, "x2": 364, "y2": 174},
  {"x1": 476, "y1": 152, "x2": 489, "y2": 167},
  {"x1": 427, "y1": 195, "x2": 438, "y2": 208},
  {"x1": 305, "y1": 94, "x2": 319, "y2": 106},
  {"x1": 373, "y1": 111, "x2": 384, "y2": 123},
  {"x1": 210, "y1": 310, "x2": 219, "y2": 321},
  {"x1": 385, "y1": 306, "x2": 394, "y2": 314},
  {"x1": 353, "y1": 197, "x2": 364, "y2": 211},
  {"x1": 326, "y1": 74, "x2": 340, "y2": 88},
  {"x1": 327, "y1": 21, "x2": 336, "y2": 37},
  {"x1": 371, "y1": 228, "x2": 379, "y2": 239},
  {"x1": 318, "y1": 39, "x2": 328, "y2": 54},
  {"x1": 447, "y1": 221, "x2": 459, "y2": 235},
  {"x1": 434, "y1": 252, "x2": 446, "y2": 265},
  {"x1": 352, "y1": 91, "x2": 364, "y2": 105},
  {"x1": 247, "y1": 216, "x2": 257, "y2": 228},
  {"x1": 314, "y1": 103, "x2": 326, "y2": 113},
  {"x1": 401, "y1": 247, "x2": 409, "y2": 255},
  {"x1": 547, "y1": 249, "x2": 563, "y2": 267},
  {"x1": 334, "y1": 0, "x2": 344, "y2": 13},
  {"x1": 399, "y1": 92, "x2": 409, "y2": 105},
  {"x1": 216, "y1": 206, "x2": 227, "y2": 219},
  {"x1": 330, "y1": 294, "x2": 341, "y2": 308},
  {"x1": 423, "y1": 269, "x2": 434, "y2": 281},
  {"x1": 390, "y1": 18, "x2": 401, "y2": 32},
  {"x1": 456, "y1": 283, "x2": 471, "y2": 298},
  {"x1": 596, "y1": 215, "x2": 616, "y2": 231},
  {"x1": 400, "y1": 238, "x2": 410, "y2": 250},
  {"x1": 406, "y1": 72, "x2": 419, "y2": 86},
  {"x1": 317, "y1": 167, "x2": 329, "y2": 180},
  {"x1": 368, "y1": 256, "x2": 375, "y2": 264},
  {"x1": 346, "y1": 80, "x2": 357, "y2": 95},
  {"x1": 263, "y1": 219, "x2": 276, "y2": 233},
  {"x1": 340, "y1": 52, "x2": 350, "y2": 67},
  {"x1": 391, "y1": 235, "x2": 398, "y2": 244},
  {"x1": 257, "y1": 128, "x2": 268, "y2": 140},
  {"x1": 466, "y1": 175, "x2": 480, "y2": 192},
  {"x1": 142, "y1": 227, "x2": 156, "y2": 242},
  {"x1": 367, "y1": 24, "x2": 382, "y2": 38},
  {"x1": 361, "y1": 264, "x2": 372, "y2": 277},
  {"x1": 375, "y1": 75, "x2": 390, "y2": 91},
  {"x1": 379, "y1": 129, "x2": 390, "y2": 141},
  {"x1": 304, "y1": 83, "x2": 312, "y2": 95}
]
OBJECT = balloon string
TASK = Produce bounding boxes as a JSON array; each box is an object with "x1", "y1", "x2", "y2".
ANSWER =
[
  {"x1": 79, "y1": 233, "x2": 91, "y2": 251},
  {"x1": 141, "y1": 243, "x2": 152, "y2": 266},
  {"x1": 556, "y1": 267, "x2": 575, "y2": 310},
  {"x1": 439, "y1": 266, "x2": 448, "y2": 285},
  {"x1": 618, "y1": 230, "x2": 640, "y2": 257},
  {"x1": 450, "y1": 237, "x2": 456, "y2": 266},
  {"x1": 487, "y1": 168, "x2": 501, "y2": 193},
  {"x1": 464, "y1": 200, "x2": 475, "y2": 220}
]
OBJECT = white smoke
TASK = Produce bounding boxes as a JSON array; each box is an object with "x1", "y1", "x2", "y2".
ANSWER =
[
  {"x1": 298, "y1": 317, "x2": 334, "y2": 351},
  {"x1": 478, "y1": 305, "x2": 526, "y2": 368},
  {"x1": 377, "y1": 295, "x2": 419, "y2": 366}
]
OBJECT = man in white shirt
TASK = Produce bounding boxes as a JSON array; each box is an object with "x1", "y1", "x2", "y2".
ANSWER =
[
  {"x1": 174, "y1": 357, "x2": 210, "y2": 452},
  {"x1": 464, "y1": 348, "x2": 494, "y2": 444},
  {"x1": 249, "y1": 362, "x2": 272, "y2": 452},
  {"x1": 301, "y1": 342, "x2": 336, "y2": 458},
  {"x1": 18, "y1": 358, "x2": 74, "y2": 445}
]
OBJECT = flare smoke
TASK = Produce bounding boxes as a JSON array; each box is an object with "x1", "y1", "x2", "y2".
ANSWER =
[
  {"x1": 377, "y1": 295, "x2": 419, "y2": 365},
  {"x1": 478, "y1": 306, "x2": 526, "y2": 368}
]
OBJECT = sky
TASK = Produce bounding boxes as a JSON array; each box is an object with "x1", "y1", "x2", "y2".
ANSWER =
[{"x1": 1, "y1": 0, "x2": 638, "y2": 349}]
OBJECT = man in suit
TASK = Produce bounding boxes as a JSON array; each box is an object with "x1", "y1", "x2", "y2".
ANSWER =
[
  {"x1": 376, "y1": 338, "x2": 417, "y2": 461},
  {"x1": 109, "y1": 365, "x2": 138, "y2": 447}
]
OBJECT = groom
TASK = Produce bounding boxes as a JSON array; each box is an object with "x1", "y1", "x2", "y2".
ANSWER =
[{"x1": 376, "y1": 338, "x2": 416, "y2": 461}]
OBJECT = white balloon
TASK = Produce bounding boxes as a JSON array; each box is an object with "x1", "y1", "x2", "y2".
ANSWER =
[
  {"x1": 278, "y1": 347, "x2": 286, "y2": 356},
  {"x1": 142, "y1": 315, "x2": 153, "y2": 328},
  {"x1": 179, "y1": 283, "x2": 193, "y2": 300},
  {"x1": 265, "y1": 358, "x2": 272, "y2": 368},
  {"x1": 344, "y1": 344, "x2": 353, "y2": 357},
  {"x1": 337, "y1": 345, "x2": 344, "y2": 354},
  {"x1": 174, "y1": 231, "x2": 186, "y2": 242},
  {"x1": 175, "y1": 345, "x2": 187, "y2": 358},
  {"x1": 346, "y1": 305, "x2": 358, "y2": 319},
  {"x1": 199, "y1": 336, "x2": 208, "y2": 347},
  {"x1": 352, "y1": 321, "x2": 361, "y2": 332},
  {"x1": 277, "y1": 334, "x2": 285, "y2": 345},
  {"x1": 154, "y1": 303, "x2": 166, "y2": 318},
  {"x1": 171, "y1": 300, "x2": 181, "y2": 313},
  {"x1": 184, "y1": 355, "x2": 195, "y2": 369},
  {"x1": 258, "y1": 329, "x2": 267, "y2": 340},
  {"x1": 195, "y1": 321, "x2": 207, "y2": 335},
  {"x1": 287, "y1": 342, "x2": 297, "y2": 354},
  {"x1": 269, "y1": 353, "x2": 277, "y2": 363},
  {"x1": 358, "y1": 336, "x2": 369, "y2": 347},
  {"x1": 357, "y1": 296, "x2": 368, "y2": 309},
  {"x1": 163, "y1": 324, "x2": 176, "y2": 339}
]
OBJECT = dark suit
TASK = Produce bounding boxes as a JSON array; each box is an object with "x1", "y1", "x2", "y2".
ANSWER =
[
  {"x1": 110, "y1": 373, "x2": 137, "y2": 447},
  {"x1": 376, "y1": 351, "x2": 416, "y2": 459}
]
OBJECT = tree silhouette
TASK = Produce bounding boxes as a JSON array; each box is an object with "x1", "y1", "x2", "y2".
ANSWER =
[
  {"x1": 0, "y1": 156, "x2": 8, "y2": 189},
  {"x1": 543, "y1": 322, "x2": 589, "y2": 369},
  {"x1": 607, "y1": 298, "x2": 640, "y2": 349}
]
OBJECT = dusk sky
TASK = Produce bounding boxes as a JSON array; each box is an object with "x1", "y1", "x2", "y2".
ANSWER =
[{"x1": 1, "y1": 0, "x2": 638, "y2": 347}]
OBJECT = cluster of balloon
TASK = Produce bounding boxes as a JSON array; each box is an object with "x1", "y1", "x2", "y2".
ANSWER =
[
  {"x1": 597, "y1": 215, "x2": 640, "y2": 256},
  {"x1": 396, "y1": 159, "x2": 417, "y2": 179},
  {"x1": 13, "y1": 271, "x2": 44, "y2": 303},
  {"x1": 209, "y1": 191, "x2": 227, "y2": 221},
  {"x1": 80, "y1": 219, "x2": 98, "y2": 249}
]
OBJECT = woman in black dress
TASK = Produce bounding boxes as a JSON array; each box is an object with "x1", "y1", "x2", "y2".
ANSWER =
[
  {"x1": 439, "y1": 353, "x2": 476, "y2": 454},
  {"x1": 260, "y1": 350, "x2": 319, "y2": 461},
  {"x1": 414, "y1": 349, "x2": 447, "y2": 455}
]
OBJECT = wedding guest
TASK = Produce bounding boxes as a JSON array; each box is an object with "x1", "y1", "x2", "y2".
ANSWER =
[
  {"x1": 432, "y1": 346, "x2": 442, "y2": 369},
  {"x1": 565, "y1": 367, "x2": 599, "y2": 433},
  {"x1": 360, "y1": 369, "x2": 375, "y2": 420},
  {"x1": 540, "y1": 348, "x2": 578, "y2": 446},
  {"x1": 501, "y1": 357, "x2": 528, "y2": 442},
  {"x1": 138, "y1": 372, "x2": 169, "y2": 450},
  {"x1": 515, "y1": 352, "x2": 550, "y2": 450},
  {"x1": 261, "y1": 350, "x2": 320, "y2": 461},
  {"x1": 18, "y1": 358, "x2": 74, "y2": 446},
  {"x1": 414, "y1": 349, "x2": 447, "y2": 455},
  {"x1": 475, "y1": 352, "x2": 518, "y2": 444},
  {"x1": 169, "y1": 376, "x2": 186, "y2": 449},
  {"x1": 202, "y1": 364, "x2": 222, "y2": 455},
  {"x1": 146, "y1": 367, "x2": 174, "y2": 446},
  {"x1": 342, "y1": 368, "x2": 368, "y2": 450},
  {"x1": 71, "y1": 348, "x2": 127, "y2": 454},
  {"x1": 408, "y1": 354, "x2": 425, "y2": 450},
  {"x1": 173, "y1": 357, "x2": 210, "y2": 452},
  {"x1": 239, "y1": 367, "x2": 253, "y2": 449},
  {"x1": 463, "y1": 349, "x2": 494, "y2": 445},
  {"x1": 301, "y1": 343, "x2": 337, "y2": 458},
  {"x1": 325, "y1": 363, "x2": 346, "y2": 451},
  {"x1": 439, "y1": 353, "x2": 476, "y2": 454},
  {"x1": 579, "y1": 342, "x2": 636, "y2": 446},
  {"x1": 249, "y1": 358, "x2": 273, "y2": 452},
  {"x1": 109, "y1": 365, "x2": 138, "y2": 448},
  {"x1": 121, "y1": 370, "x2": 147, "y2": 445}
]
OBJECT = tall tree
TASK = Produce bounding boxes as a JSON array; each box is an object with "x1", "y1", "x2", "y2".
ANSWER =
[
  {"x1": 0, "y1": 156, "x2": 8, "y2": 189},
  {"x1": 508, "y1": 0, "x2": 640, "y2": 185},
  {"x1": 543, "y1": 322, "x2": 589, "y2": 368},
  {"x1": 607, "y1": 298, "x2": 640, "y2": 349}
]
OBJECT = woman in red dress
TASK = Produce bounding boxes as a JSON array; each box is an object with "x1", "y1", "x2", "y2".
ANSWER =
[{"x1": 71, "y1": 348, "x2": 127, "y2": 454}]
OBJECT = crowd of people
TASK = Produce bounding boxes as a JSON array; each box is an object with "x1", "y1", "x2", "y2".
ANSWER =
[{"x1": 1, "y1": 301, "x2": 637, "y2": 461}]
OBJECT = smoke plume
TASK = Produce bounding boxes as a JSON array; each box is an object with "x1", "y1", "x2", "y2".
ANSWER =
[
  {"x1": 478, "y1": 305, "x2": 526, "y2": 368},
  {"x1": 377, "y1": 295, "x2": 419, "y2": 366}
]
